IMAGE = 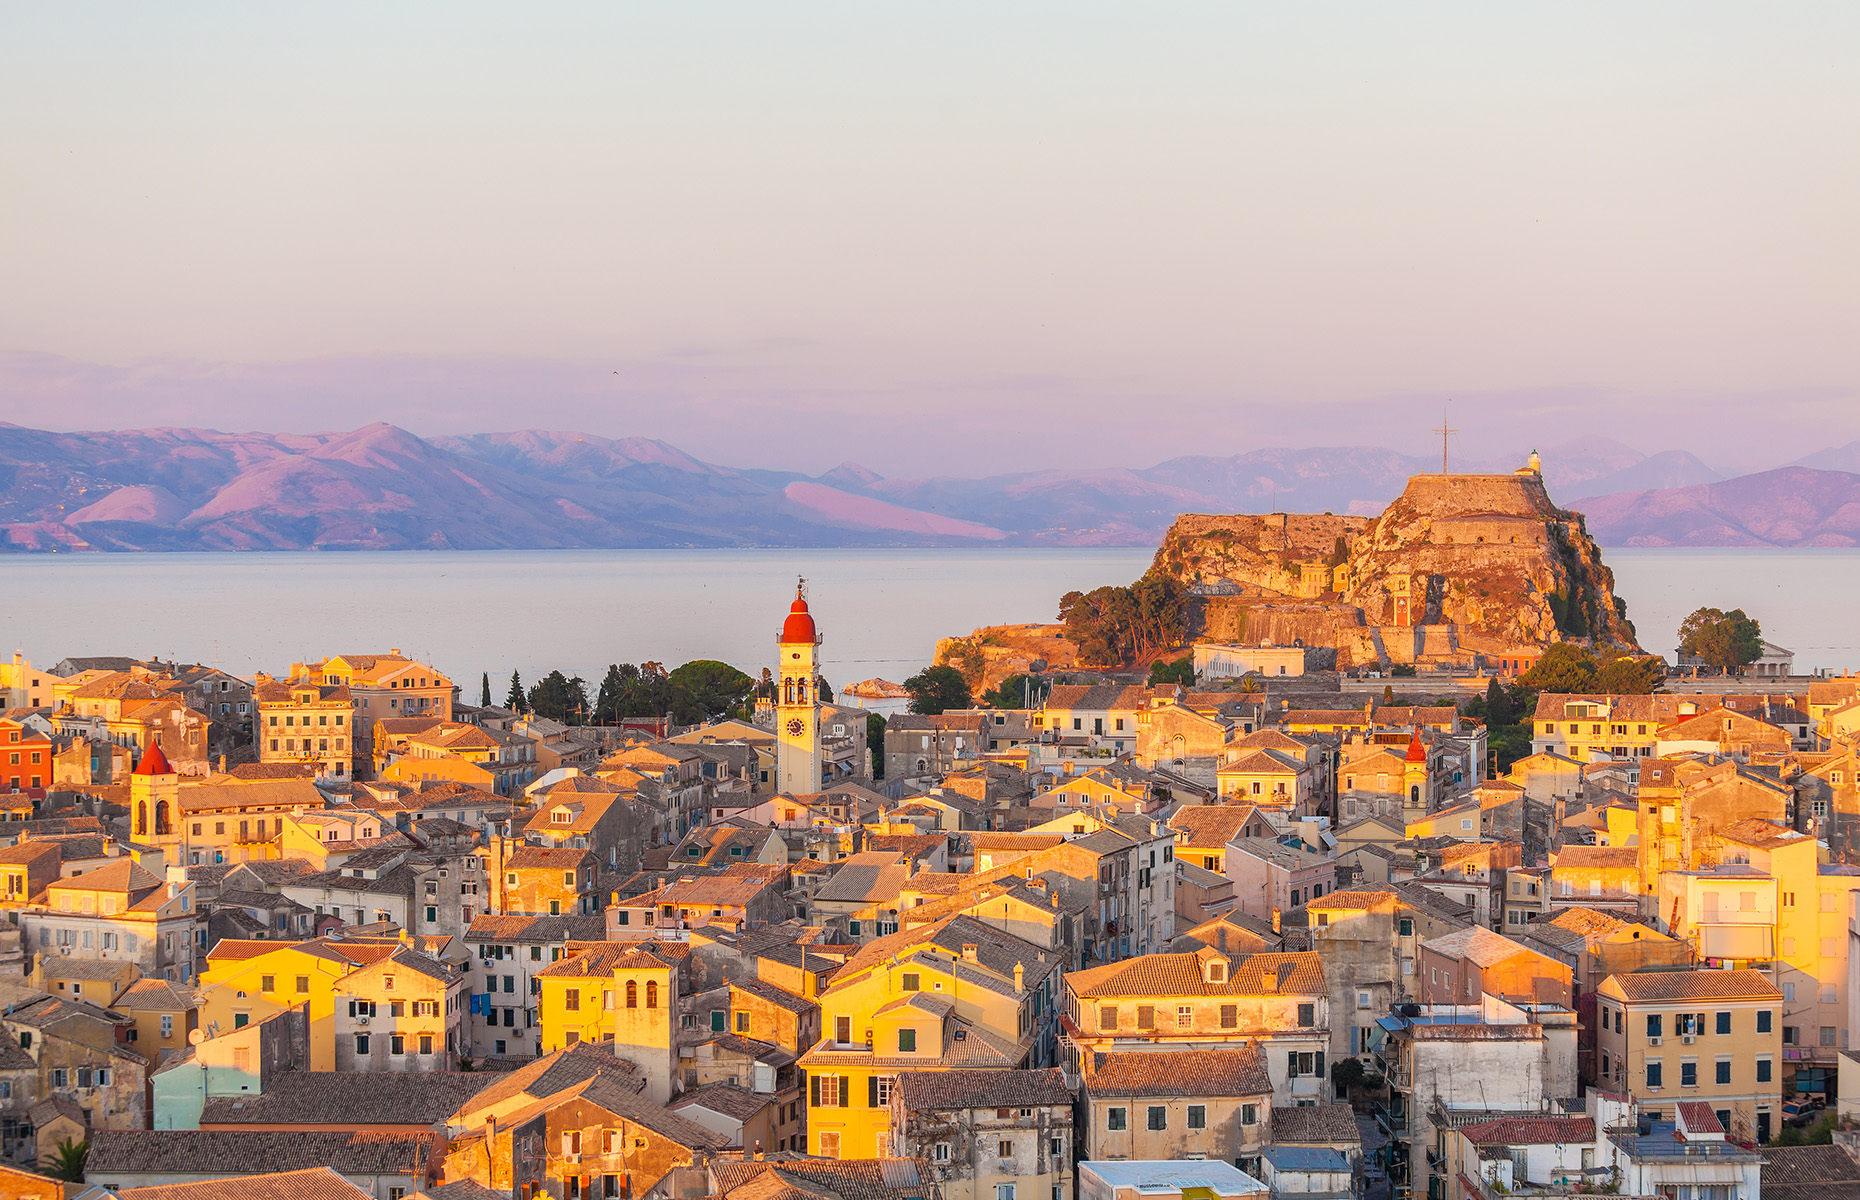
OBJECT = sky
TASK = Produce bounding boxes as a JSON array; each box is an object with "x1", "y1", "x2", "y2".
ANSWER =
[{"x1": 2, "y1": 3, "x2": 1855, "y2": 476}]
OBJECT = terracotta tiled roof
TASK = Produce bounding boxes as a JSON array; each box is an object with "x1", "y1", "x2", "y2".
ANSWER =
[
  {"x1": 1458, "y1": 1116, "x2": 1596, "y2": 1145},
  {"x1": 1085, "y1": 1047, "x2": 1272, "y2": 1098},
  {"x1": 711, "y1": 1158, "x2": 942, "y2": 1200},
  {"x1": 1067, "y1": 950, "x2": 1324, "y2": 997},
  {"x1": 1605, "y1": 967, "x2": 1781, "y2": 1002},
  {"x1": 1168, "y1": 804, "x2": 1261, "y2": 848},
  {"x1": 1423, "y1": 926, "x2": 1542, "y2": 968},
  {"x1": 1551, "y1": 846, "x2": 1639, "y2": 869},
  {"x1": 86, "y1": 1130, "x2": 441, "y2": 1177},
  {"x1": 1762, "y1": 1145, "x2": 1860, "y2": 1187},
  {"x1": 101, "y1": 1167, "x2": 374, "y2": 1200},
  {"x1": 1269, "y1": 1104, "x2": 1363, "y2": 1145},
  {"x1": 894, "y1": 1068, "x2": 1071, "y2": 1111},
  {"x1": 1309, "y1": 885, "x2": 1398, "y2": 911},
  {"x1": 199, "y1": 1070, "x2": 488, "y2": 1127}
]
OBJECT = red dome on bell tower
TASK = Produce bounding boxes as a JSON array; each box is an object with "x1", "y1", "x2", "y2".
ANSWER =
[
  {"x1": 134, "y1": 737, "x2": 174, "y2": 776},
  {"x1": 1405, "y1": 729, "x2": 1427, "y2": 763},
  {"x1": 780, "y1": 588, "x2": 818, "y2": 645}
]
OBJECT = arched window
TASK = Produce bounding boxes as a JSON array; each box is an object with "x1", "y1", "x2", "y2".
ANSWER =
[
  {"x1": 155, "y1": 801, "x2": 171, "y2": 836},
  {"x1": 136, "y1": 803, "x2": 148, "y2": 836},
  {"x1": 1410, "y1": 785, "x2": 1421, "y2": 805},
  {"x1": 625, "y1": 980, "x2": 638, "y2": 1008},
  {"x1": 645, "y1": 980, "x2": 659, "y2": 1009}
]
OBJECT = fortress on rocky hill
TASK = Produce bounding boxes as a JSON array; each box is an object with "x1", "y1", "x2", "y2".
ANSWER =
[{"x1": 1149, "y1": 452, "x2": 1641, "y2": 671}]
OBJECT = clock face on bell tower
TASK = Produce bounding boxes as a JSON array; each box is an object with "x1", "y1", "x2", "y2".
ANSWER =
[{"x1": 775, "y1": 580, "x2": 825, "y2": 796}]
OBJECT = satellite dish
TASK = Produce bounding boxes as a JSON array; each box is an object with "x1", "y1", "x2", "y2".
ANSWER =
[{"x1": 188, "y1": 1029, "x2": 205, "y2": 1045}]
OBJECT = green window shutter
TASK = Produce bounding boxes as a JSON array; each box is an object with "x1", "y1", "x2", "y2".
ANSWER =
[
  {"x1": 839, "y1": 1075, "x2": 851, "y2": 1107},
  {"x1": 809, "y1": 1073, "x2": 819, "y2": 1107},
  {"x1": 1315, "y1": 1050, "x2": 1325, "y2": 1077},
  {"x1": 869, "y1": 1076, "x2": 880, "y2": 1107}
]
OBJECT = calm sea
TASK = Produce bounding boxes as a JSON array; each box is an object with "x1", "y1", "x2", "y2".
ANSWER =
[{"x1": 1, "y1": 547, "x2": 1855, "y2": 687}]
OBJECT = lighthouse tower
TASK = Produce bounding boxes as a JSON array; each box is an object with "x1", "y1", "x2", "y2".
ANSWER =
[{"x1": 775, "y1": 582, "x2": 824, "y2": 795}]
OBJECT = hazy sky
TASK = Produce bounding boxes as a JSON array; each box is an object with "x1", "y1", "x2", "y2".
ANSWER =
[{"x1": 2, "y1": 3, "x2": 1855, "y2": 475}]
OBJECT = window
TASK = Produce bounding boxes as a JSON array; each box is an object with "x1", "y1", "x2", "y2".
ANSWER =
[
  {"x1": 901, "y1": 972, "x2": 920, "y2": 991},
  {"x1": 1107, "y1": 1107, "x2": 1127, "y2": 1131},
  {"x1": 818, "y1": 1075, "x2": 841, "y2": 1107},
  {"x1": 1680, "y1": 1061, "x2": 1696, "y2": 1087},
  {"x1": 1100, "y1": 1005, "x2": 1118, "y2": 1030},
  {"x1": 391, "y1": 1034, "x2": 405, "y2": 1055},
  {"x1": 1297, "y1": 1003, "x2": 1315, "y2": 1027},
  {"x1": 1715, "y1": 1059, "x2": 1731, "y2": 1084},
  {"x1": 996, "y1": 1187, "x2": 1016, "y2": 1200},
  {"x1": 1146, "y1": 1106, "x2": 1167, "y2": 1131},
  {"x1": 1221, "y1": 1004, "x2": 1237, "y2": 1029},
  {"x1": 999, "y1": 1139, "x2": 1014, "y2": 1158},
  {"x1": 1241, "y1": 1104, "x2": 1258, "y2": 1125},
  {"x1": 1176, "y1": 1004, "x2": 1193, "y2": 1030},
  {"x1": 1647, "y1": 1014, "x2": 1663, "y2": 1038},
  {"x1": 1137, "y1": 1005, "x2": 1155, "y2": 1029},
  {"x1": 934, "y1": 1143, "x2": 950, "y2": 1162},
  {"x1": 1188, "y1": 1104, "x2": 1207, "y2": 1129},
  {"x1": 1399, "y1": 918, "x2": 1413, "y2": 936},
  {"x1": 835, "y1": 1015, "x2": 850, "y2": 1042},
  {"x1": 1716, "y1": 1011, "x2": 1731, "y2": 1035},
  {"x1": 261, "y1": 975, "x2": 275, "y2": 992},
  {"x1": 355, "y1": 1034, "x2": 370, "y2": 1055},
  {"x1": 566, "y1": 988, "x2": 580, "y2": 1011},
  {"x1": 1646, "y1": 1060, "x2": 1662, "y2": 1087},
  {"x1": 161, "y1": 1014, "x2": 174, "y2": 1037},
  {"x1": 1758, "y1": 1010, "x2": 1773, "y2": 1033},
  {"x1": 1757, "y1": 1057, "x2": 1773, "y2": 1082},
  {"x1": 899, "y1": 1029, "x2": 917, "y2": 1052}
]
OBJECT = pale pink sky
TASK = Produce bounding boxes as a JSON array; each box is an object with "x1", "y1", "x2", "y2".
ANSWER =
[{"x1": 2, "y1": 4, "x2": 1855, "y2": 474}]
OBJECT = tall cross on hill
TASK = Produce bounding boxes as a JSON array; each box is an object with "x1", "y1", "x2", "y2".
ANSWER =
[{"x1": 1434, "y1": 405, "x2": 1458, "y2": 474}]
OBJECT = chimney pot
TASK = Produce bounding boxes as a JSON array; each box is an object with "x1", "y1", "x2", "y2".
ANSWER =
[{"x1": 962, "y1": 944, "x2": 979, "y2": 962}]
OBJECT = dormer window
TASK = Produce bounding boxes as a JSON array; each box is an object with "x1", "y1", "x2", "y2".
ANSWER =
[{"x1": 1206, "y1": 960, "x2": 1227, "y2": 984}]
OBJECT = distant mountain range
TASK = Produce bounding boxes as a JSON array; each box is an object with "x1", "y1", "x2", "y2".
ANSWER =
[{"x1": 2, "y1": 422, "x2": 1855, "y2": 550}]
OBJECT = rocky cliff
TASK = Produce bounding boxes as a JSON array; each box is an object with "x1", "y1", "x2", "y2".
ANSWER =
[{"x1": 1149, "y1": 468, "x2": 1640, "y2": 666}]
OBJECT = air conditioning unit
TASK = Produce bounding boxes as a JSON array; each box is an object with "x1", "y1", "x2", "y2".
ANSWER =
[
  {"x1": 356, "y1": 1016, "x2": 370, "y2": 1026},
  {"x1": 564, "y1": 1153, "x2": 581, "y2": 1165},
  {"x1": 1647, "y1": 1036, "x2": 1661, "y2": 1046},
  {"x1": 1681, "y1": 1035, "x2": 1696, "y2": 1045}
]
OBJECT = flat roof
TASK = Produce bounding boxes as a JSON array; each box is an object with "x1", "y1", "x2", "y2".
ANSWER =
[{"x1": 1080, "y1": 1160, "x2": 1269, "y2": 1197}]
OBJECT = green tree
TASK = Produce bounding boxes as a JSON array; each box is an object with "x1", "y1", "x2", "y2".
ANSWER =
[
  {"x1": 504, "y1": 671, "x2": 525, "y2": 712},
  {"x1": 1148, "y1": 657, "x2": 1195, "y2": 688},
  {"x1": 594, "y1": 663, "x2": 637, "y2": 724},
  {"x1": 1677, "y1": 607, "x2": 1764, "y2": 673},
  {"x1": 817, "y1": 678, "x2": 834, "y2": 704},
  {"x1": 867, "y1": 712, "x2": 888, "y2": 779},
  {"x1": 1058, "y1": 574, "x2": 1187, "y2": 667},
  {"x1": 1462, "y1": 676, "x2": 1536, "y2": 774},
  {"x1": 527, "y1": 670, "x2": 587, "y2": 722},
  {"x1": 904, "y1": 665, "x2": 971, "y2": 715},
  {"x1": 1519, "y1": 643, "x2": 1598, "y2": 693},
  {"x1": 984, "y1": 673, "x2": 1038, "y2": 709},
  {"x1": 42, "y1": 1137, "x2": 87, "y2": 1182},
  {"x1": 1390, "y1": 664, "x2": 1417, "y2": 677},
  {"x1": 1382, "y1": 684, "x2": 1395, "y2": 704},
  {"x1": 667, "y1": 660, "x2": 756, "y2": 720},
  {"x1": 479, "y1": 673, "x2": 491, "y2": 707},
  {"x1": 1592, "y1": 655, "x2": 1665, "y2": 694}
]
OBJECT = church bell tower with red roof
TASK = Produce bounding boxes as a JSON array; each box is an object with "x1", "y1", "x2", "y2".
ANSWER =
[{"x1": 775, "y1": 580, "x2": 824, "y2": 795}]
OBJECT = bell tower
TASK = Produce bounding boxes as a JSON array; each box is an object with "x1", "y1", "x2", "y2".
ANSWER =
[{"x1": 775, "y1": 580, "x2": 824, "y2": 795}]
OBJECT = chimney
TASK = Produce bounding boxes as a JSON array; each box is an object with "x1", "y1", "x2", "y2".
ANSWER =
[
  {"x1": 1260, "y1": 966, "x2": 1279, "y2": 991},
  {"x1": 962, "y1": 944, "x2": 979, "y2": 963},
  {"x1": 218, "y1": 754, "x2": 227, "y2": 774},
  {"x1": 390, "y1": 648, "x2": 402, "y2": 657},
  {"x1": 1271, "y1": 906, "x2": 1282, "y2": 934},
  {"x1": 1014, "y1": 962, "x2": 1025, "y2": 992}
]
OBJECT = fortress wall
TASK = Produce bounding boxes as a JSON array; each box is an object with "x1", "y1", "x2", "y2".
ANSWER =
[{"x1": 1391, "y1": 473, "x2": 1557, "y2": 521}]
